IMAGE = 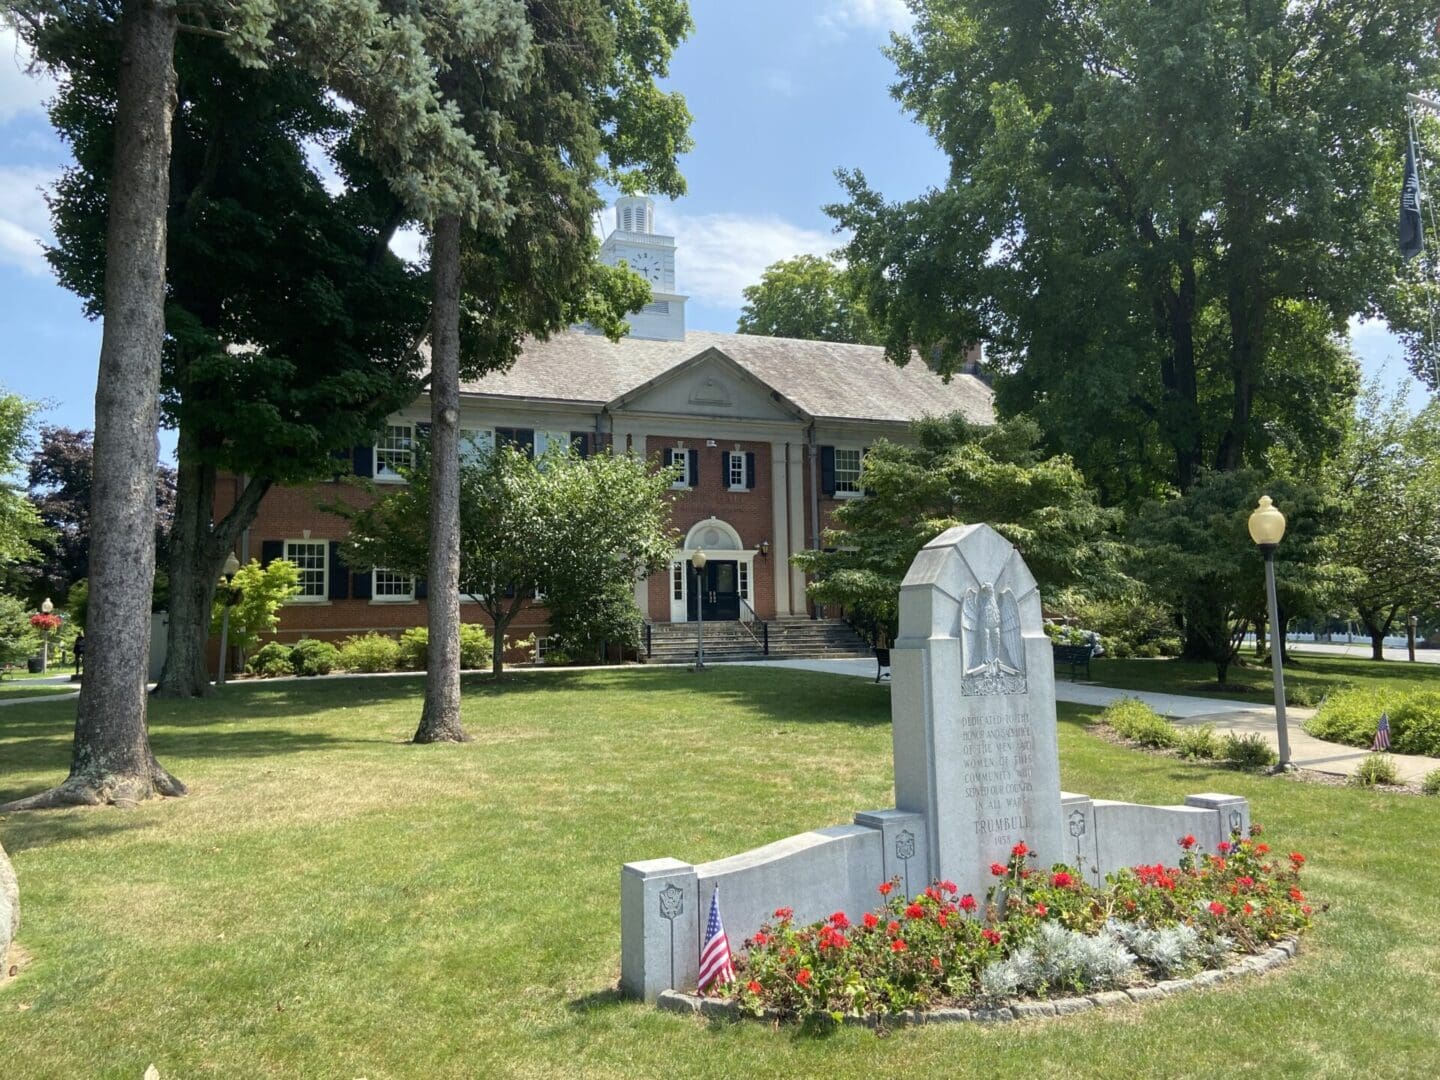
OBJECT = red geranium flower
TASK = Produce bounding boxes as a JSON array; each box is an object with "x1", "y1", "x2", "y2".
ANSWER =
[
  {"x1": 981, "y1": 928, "x2": 1002, "y2": 945},
  {"x1": 1289, "y1": 852, "x2": 1306, "y2": 868},
  {"x1": 1237, "y1": 876, "x2": 1255, "y2": 889},
  {"x1": 795, "y1": 968, "x2": 811, "y2": 986},
  {"x1": 1033, "y1": 903, "x2": 1047, "y2": 917},
  {"x1": 1217, "y1": 841, "x2": 1232, "y2": 854},
  {"x1": 937, "y1": 912, "x2": 948, "y2": 929},
  {"x1": 746, "y1": 980, "x2": 762, "y2": 994},
  {"x1": 829, "y1": 911, "x2": 850, "y2": 929},
  {"x1": 878, "y1": 882, "x2": 893, "y2": 896},
  {"x1": 863, "y1": 912, "x2": 879, "y2": 929},
  {"x1": 959, "y1": 894, "x2": 978, "y2": 913},
  {"x1": 990, "y1": 863, "x2": 1007, "y2": 876},
  {"x1": 887, "y1": 920, "x2": 900, "y2": 934},
  {"x1": 1208, "y1": 901, "x2": 1227, "y2": 916},
  {"x1": 1179, "y1": 834, "x2": 1196, "y2": 850},
  {"x1": 1050, "y1": 871, "x2": 1074, "y2": 888},
  {"x1": 940, "y1": 880, "x2": 958, "y2": 894},
  {"x1": 1255, "y1": 843, "x2": 1270, "y2": 854},
  {"x1": 1243, "y1": 903, "x2": 1254, "y2": 916},
  {"x1": 774, "y1": 906, "x2": 793, "y2": 920},
  {"x1": 1289, "y1": 888, "x2": 1304, "y2": 902},
  {"x1": 930, "y1": 956, "x2": 941, "y2": 970},
  {"x1": 905, "y1": 903, "x2": 925, "y2": 920},
  {"x1": 1302, "y1": 904, "x2": 1313, "y2": 915},
  {"x1": 1012, "y1": 841, "x2": 1029, "y2": 858},
  {"x1": 752, "y1": 931, "x2": 769, "y2": 947},
  {"x1": 891, "y1": 938, "x2": 908, "y2": 953}
]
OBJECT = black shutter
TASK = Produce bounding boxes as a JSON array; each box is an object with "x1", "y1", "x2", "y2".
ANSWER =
[
  {"x1": 516, "y1": 429, "x2": 535, "y2": 457},
  {"x1": 330, "y1": 447, "x2": 350, "y2": 481},
  {"x1": 352, "y1": 571, "x2": 372, "y2": 600},
  {"x1": 820, "y1": 446, "x2": 836, "y2": 496},
  {"x1": 571, "y1": 432, "x2": 591, "y2": 458},
  {"x1": 504, "y1": 583, "x2": 517, "y2": 598},
  {"x1": 416, "y1": 422, "x2": 431, "y2": 442},
  {"x1": 495, "y1": 426, "x2": 513, "y2": 447},
  {"x1": 745, "y1": 452, "x2": 757, "y2": 490},
  {"x1": 328, "y1": 543, "x2": 350, "y2": 600},
  {"x1": 721, "y1": 452, "x2": 731, "y2": 486},
  {"x1": 352, "y1": 445, "x2": 374, "y2": 478},
  {"x1": 687, "y1": 449, "x2": 698, "y2": 487},
  {"x1": 415, "y1": 578, "x2": 428, "y2": 599},
  {"x1": 261, "y1": 540, "x2": 283, "y2": 567}
]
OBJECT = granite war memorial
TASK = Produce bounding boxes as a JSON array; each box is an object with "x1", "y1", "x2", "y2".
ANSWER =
[{"x1": 620, "y1": 523, "x2": 1251, "y2": 1001}]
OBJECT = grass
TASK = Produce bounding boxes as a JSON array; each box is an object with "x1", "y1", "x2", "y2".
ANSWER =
[
  {"x1": 1, "y1": 667, "x2": 1439, "y2": 1078},
  {"x1": 0, "y1": 682, "x2": 77, "y2": 701},
  {"x1": 1091, "y1": 651, "x2": 1440, "y2": 702}
]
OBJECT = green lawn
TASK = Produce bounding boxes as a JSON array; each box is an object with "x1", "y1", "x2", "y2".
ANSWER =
[
  {"x1": 1, "y1": 668, "x2": 1437, "y2": 1079},
  {"x1": 0, "y1": 681, "x2": 77, "y2": 701},
  {"x1": 1090, "y1": 651, "x2": 1440, "y2": 702}
]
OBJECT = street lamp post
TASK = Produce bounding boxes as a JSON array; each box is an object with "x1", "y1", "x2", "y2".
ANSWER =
[
  {"x1": 39, "y1": 597, "x2": 54, "y2": 672},
  {"x1": 1247, "y1": 496, "x2": 1291, "y2": 770},
  {"x1": 217, "y1": 552, "x2": 241, "y2": 687},
  {"x1": 691, "y1": 550, "x2": 708, "y2": 671}
]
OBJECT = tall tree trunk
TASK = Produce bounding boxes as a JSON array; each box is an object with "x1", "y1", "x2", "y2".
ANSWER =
[
  {"x1": 2, "y1": 1, "x2": 183, "y2": 811},
  {"x1": 154, "y1": 447, "x2": 272, "y2": 697},
  {"x1": 414, "y1": 213, "x2": 469, "y2": 744},
  {"x1": 1368, "y1": 628, "x2": 1387, "y2": 661}
]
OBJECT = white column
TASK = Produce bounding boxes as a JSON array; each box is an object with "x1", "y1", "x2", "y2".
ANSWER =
[
  {"x1": 787, "y1": 443, "x2": 807, "y2": 614},
  {"x1": 769, "y1": 440, "x2": 791, "y2": 615},
  {"x1": 624, "y1": 431, "x2": 651, "y2": 617}
]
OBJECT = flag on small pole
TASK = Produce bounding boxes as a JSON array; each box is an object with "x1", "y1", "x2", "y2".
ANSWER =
[
  {"x1": 1372, "y1": 711, "x2": 1392, "y2": 752},
  {"x1": 1401, "y1": 138, "x2": 1425, "y2": 260},
  {"x1": 697, "y1": 885, "x2": 735, "y2": 992}
]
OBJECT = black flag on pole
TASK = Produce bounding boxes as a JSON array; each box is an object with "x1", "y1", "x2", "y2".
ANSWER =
[{"x1": 1401, "y1": 138, "x2": 1425, "y2": 260}]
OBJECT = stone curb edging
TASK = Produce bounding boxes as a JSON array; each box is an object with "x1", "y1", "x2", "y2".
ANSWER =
[{"x1": 656, "y1": 936, "x2": 1301, "y2": 1027}]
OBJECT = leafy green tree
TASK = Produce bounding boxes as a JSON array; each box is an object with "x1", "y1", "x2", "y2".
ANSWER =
[
  {"x1": 3, "y1": 0, "x2": 511, "y2": 810},
  {"x1": 410, "y1": 0, "x2": 691, "y2": 742},
  {"x1": 41, "y1": 28, "x2": 431, "y2": 700},
  {"x1": 0, "y1": 594, "x2": 40, "y2": 671},
  {"x1": 344, "y1": 445, "x2": 675, "y2": 677},
  {"x1": 793, "y1": 414, "x2": 1123, "y2": 646},
  {"x1": 829, "y1": 0, "x2": 1427, "y2": 501},
  {"x1": 0, "y1": 387, "x2": 48, "y2": 571},
  {"x1": 736, "y1": 255, "x2": 879, "y2": 344},
  {"x1": 1329, "y1": 386, "x2": 1440, "y2": 658},
  {"x1": 209, "y1": 559, "x2": 300, "y2": 657}
]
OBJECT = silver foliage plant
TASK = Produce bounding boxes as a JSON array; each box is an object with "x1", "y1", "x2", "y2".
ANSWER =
[
  {"x1": 978, "y1": 923, "x2": 1137, "y2": 1003},
  {"x1": 1107, "y1": 921, "x2": 1204, "y2": 979}
]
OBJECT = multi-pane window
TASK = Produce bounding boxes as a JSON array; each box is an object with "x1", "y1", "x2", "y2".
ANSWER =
[
  {"x1": 727, "y1": 451, "x2": 746, "y2": 490},
  {"x1": 375, "y1": 423, "x2": 414, "y2": 479},
  {"x1": 372, "y1": 568, "x2": 414, "y2": 602},
  {"x1": 834, "y1": 447, "x2": 863, "y2": 496},
  {"x1": 739, "y1": 562, "x2": 749, "y2": 601},
  {"x1": 672, "y1": 561, "x2": 684, "y2": 601},
  {"x1": 667, "y1": 447, "x2": 690, "y2": 489},
  {"x1": 284, "y1": 540, "x2": 328, "y2": 600},
  {"x1": 460, "y1": 428, "x2": 494, "y2": 464}
]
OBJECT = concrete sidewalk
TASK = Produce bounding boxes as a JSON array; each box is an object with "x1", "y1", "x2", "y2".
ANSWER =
[{"x1": 732, "y1": 657, "x2": 1437, "y2": 784}]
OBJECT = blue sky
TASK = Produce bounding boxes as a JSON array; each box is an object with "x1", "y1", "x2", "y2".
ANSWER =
[{"x1": 0, "y1": 0, "x2": 1425, "y2": 462}]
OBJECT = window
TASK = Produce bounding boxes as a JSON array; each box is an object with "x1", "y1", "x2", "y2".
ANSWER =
[
  {"x1": 285, "y1": 540, "x2": 328, "y2": 600},
  {"x1": 375, "y1": 423, "x2": 414, "y2": 480},
  {"x1": 672, "y1": 561, "x2": 684, "y2": 601},
  {"x1": 727, "y1": 451, "x2": 747, "y2": 491},
  {"x1": 739, "y1": 562, "x2": 749, "y2": 602},
  {"x1": 372, "y1": 568, "x2": 414, "y2": 602},
  {"x1": 460, "y1": 428, "x2": 494, "y2": 464},
  {"x1": 534, "y1": 634, "x2": 553, "y2": 662},
  {"x1": 834, "y1": 447, "x2": 863, "y2": 496},
  {"x1": 667, "y1": 447, "x2": 690, "y2": 489},
  {"x1": 534, "y1": 431, "x2": 571, "y2": 462}
]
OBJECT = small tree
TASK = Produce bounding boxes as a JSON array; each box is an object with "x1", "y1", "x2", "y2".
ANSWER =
[
  {"x1": 211, "y1": 559, "x2": 300, "y2": 658},
  {"x1": 0, "y1": 595, "x2": 40, "y2": 671},
  {"x1": 793, "y1": 414, "x2": 1123, "y2": 646},
  {"x1": 736, "y1": 255, "x2": 879, "y2": 344},
  {"x1": 344, "y1": 444, "x2": 675, "y2": 677}
]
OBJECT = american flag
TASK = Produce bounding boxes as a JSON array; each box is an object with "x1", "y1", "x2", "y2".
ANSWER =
[
  {"x1": 697, "y1": 885, "x2": 735, "y2": 991},
  {"x1": 1372, "y1": 711, "x2": 1392, "y2": 752}
]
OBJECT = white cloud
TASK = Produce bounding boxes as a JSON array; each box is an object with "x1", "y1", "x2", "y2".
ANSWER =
[
  {"x1": 0, "y1": 164, "x2": 56, "y2": 275},
  {"x1": 819, "y1": 0, "x2": 914, "y2": 35},
  {"x1": 663, "y1": 209, "x2": 838, "y2": 309},
  {"x1": 0, "y1": 27, "x2": 55, "y2": 123}
]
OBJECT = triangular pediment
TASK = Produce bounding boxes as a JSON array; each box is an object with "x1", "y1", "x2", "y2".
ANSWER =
[{"x1": 605, "y1": 347, "x2": 809, "y2": 422}]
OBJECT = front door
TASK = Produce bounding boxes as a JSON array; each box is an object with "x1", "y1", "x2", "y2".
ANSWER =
[{"x1": 686, "y1": 560, "x2": 740, "y2": 621}]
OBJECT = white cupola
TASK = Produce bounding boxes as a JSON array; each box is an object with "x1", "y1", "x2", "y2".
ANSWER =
[
  {"x1": 596, "y1": 195, "x2": 687, "y2": 341},
  {"x1": 615, "y1": 195, "x2": 655, "y2": 234}
]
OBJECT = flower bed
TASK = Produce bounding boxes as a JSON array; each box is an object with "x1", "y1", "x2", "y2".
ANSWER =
[{"x1": 671, "y1": 827, "x2": 1314, "y2": 1028}]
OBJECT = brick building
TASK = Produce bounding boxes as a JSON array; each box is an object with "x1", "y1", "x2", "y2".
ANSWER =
[{"x1": 222, "y1": 197, "x2": 992, "y2": 655}]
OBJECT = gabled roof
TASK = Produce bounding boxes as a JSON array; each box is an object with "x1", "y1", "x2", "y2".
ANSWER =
[{"x1": 459, "y1": 329, "x2": 993, "y2": 424}]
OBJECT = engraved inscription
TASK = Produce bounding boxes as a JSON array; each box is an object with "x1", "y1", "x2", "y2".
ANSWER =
[{"x1": 957, "y1": 710, "x2": 1037, "y2": 856}]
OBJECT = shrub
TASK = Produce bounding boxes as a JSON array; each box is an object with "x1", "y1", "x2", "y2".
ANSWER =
[
  {"x1": 1175, "y1": 724, "x2": 1221, "y2": 760},
  {"x1": 1099, "y1": 697, "x2": 1177, "y2": 748},
  {"x1": 1133, "y1": 642, "x2": 1161, "y2": 659},
  {"x1": 1221, "y1": 732, "x2": 1278, "y2": 770},
  {"x1": 338, "y1": 632, "x2": 401, "y2": 673},
  {"x1": 1156, "y1": 636, "x2": 1182, "y2": 657},
  {"x1": 1421, "y1": 769, "x2": 1440, "y2": 796},
  {"x1": 459, "y1": 624, "x2": 494, "y2": 669},
  {"x1": 397, "y1": 626, "x2": 429, "y2": 669},
  {"x1": 289, "y1": 638, "x2": 339, "y2": 676},
  {"x1": 1390, "y1": 692, "x2": 1440, "y2": 757},
  {"x1": 1351, "y1": 754, "x2": 1400, "y2": 788},
  {"x1": 1286, "y1": 684, "x2": 1319, "y2": 709},
  {"x1": 1307, "y1": 688, "x2": 1440, "y2": 756},
  {"x1": 247, "y1": 641, "x2": 292, "y2": 678}
]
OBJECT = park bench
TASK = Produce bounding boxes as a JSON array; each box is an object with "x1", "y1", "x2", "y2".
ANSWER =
[
  {"x1": 1052, "y1": 642, "x2": 1094, "y2": 682},
  {"x1": 875, "y1": 647, "x2": 891, "y2": 683}
]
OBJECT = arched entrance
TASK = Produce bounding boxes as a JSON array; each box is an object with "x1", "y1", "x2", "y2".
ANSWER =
[{"x1": 670, "y1": 517, "x2": 757, "y2": 622}]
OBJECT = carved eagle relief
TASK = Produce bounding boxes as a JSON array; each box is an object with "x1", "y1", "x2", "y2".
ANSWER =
[{"x1": 960, "y1": 583, "x2": 1026, "y2": 695}]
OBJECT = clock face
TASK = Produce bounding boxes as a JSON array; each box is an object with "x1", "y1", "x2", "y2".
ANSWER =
[{"x1": 630, "y1": 251, "x2": 664, "y2": 284}]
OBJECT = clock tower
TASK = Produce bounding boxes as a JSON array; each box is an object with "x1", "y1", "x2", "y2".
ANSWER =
[{"x1": 597, "y1": 195, "x2": 687, "y2": 341}]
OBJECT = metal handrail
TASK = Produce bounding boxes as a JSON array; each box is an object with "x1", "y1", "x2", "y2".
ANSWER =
[{"x1": 738, "y1": 598, "x2": 768, "y2": 654}]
